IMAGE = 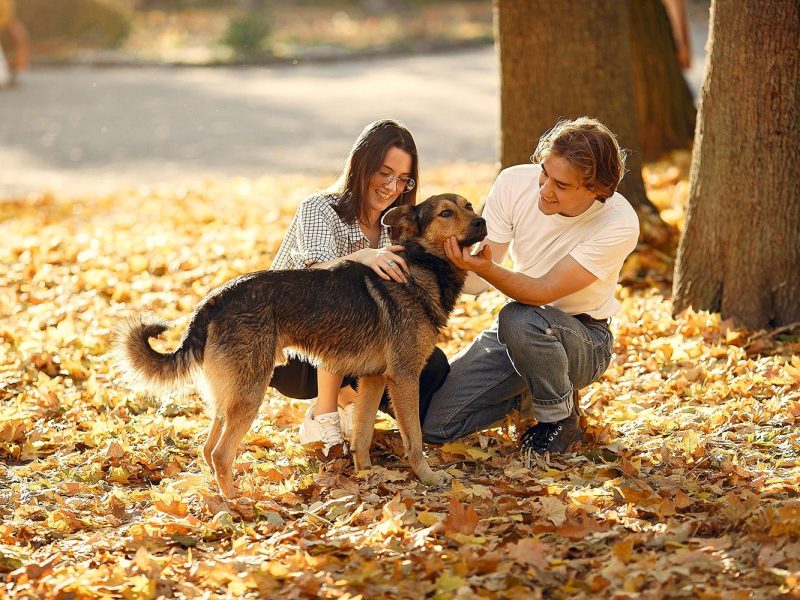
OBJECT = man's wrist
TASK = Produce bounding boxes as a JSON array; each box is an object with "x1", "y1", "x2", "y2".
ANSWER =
[{"x1": 474, "y1": 260, "x2": 498, "y2": 282}]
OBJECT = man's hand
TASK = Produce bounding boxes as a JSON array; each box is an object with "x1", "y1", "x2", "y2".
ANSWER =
[
  {"x1": 444, "y1": 236, "x2": 493, "y2": 275},
  {"x1": 446, "y1": 235, "x2": 598, "y2": 306}
]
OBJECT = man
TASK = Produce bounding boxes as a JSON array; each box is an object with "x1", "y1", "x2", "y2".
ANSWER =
[{"x1": 422, "y1": 117, "x2": 639, "y2": 462}]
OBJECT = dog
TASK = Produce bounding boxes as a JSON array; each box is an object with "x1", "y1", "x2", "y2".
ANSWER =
[{"x1": 116, "y1": 193, "x2": 487, "y2": 497}]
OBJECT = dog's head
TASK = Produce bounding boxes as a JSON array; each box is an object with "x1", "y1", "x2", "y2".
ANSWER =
[{"x1": 382, "y1": 193, "x2": 487, "y2": 257}]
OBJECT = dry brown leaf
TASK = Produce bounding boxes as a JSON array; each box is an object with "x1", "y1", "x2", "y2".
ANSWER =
[
  {"x1": 507, "y1": 538, "x2": 550, "y2": 569},
  {"x1": 442, "y1": 497, "x2": 480, "y2": 535}
]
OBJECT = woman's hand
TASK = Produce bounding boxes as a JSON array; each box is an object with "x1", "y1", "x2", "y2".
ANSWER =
[{"x1": 355, "y1": 245, "x2": 409, "y2": 283}]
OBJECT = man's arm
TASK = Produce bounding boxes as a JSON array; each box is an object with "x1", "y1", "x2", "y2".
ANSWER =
[
  {"x1": 445, "y1": 237, "x2": 597, "y2": 305},
  {"x1": 461, "y1": 239, "x2": 509, "y2": 295}
]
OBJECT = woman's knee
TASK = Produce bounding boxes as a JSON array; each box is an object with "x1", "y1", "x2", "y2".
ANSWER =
[
  {"x1": 269, "y1": 359, "x2": 317, "y2": 399},
  {"x1": 419, "y1": 346, "x2": 450, "y2": 423},
  {"x1": 421, "y1": 347, "x2": 450, "y2": 390}
]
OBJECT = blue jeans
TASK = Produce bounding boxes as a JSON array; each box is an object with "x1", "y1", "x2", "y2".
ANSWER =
[{"x1": 422, "y1": 302, "x2": 613, "y2": 444}]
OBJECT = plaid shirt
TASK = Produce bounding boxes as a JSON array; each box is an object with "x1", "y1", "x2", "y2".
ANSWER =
[{"x1": 271, "y1": 192, "x2": 392, "y2": 270}]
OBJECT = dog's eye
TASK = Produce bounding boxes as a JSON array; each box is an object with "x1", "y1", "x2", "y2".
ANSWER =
[
  {"x1": 440, "y1": 209, "x2": 453, "y2": 218},
  {"x1": 465, "y1": 203, "x2": 473, "y2": 210}
]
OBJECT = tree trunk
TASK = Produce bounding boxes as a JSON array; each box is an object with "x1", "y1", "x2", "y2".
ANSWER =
[
  {"x1": 628, "y1": 0, "x2": 696, "y2": 161},
  {"x1": 673, "y1": 0, "x2": 800, "y2": 329},
  {"x1": 495, "y1": 0, "x2": 655, "y2": 214}
]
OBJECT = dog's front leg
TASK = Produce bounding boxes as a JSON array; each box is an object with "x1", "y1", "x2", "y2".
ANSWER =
[
  {"x1": 350, "y1": 375, "x2": 385, "y2": 473},
  {"x1": 387, "y1": 376, "x2": 449, "y2": 486}
]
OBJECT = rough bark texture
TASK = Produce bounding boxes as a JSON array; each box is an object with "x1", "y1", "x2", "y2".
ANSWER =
[
  {"x1": 673, "y1": 0, "x2": 800, "y2": 328},
  {"x1": 628, "y1": 0, "x2": 696, "y2": 161},
  {"x1": 495, "y1": 0, "x2": 654, "y2": 213}
]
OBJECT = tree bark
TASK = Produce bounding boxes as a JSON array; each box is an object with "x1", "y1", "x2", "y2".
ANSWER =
[
  {"x1": 628, "y1": 0, "x2": 696, "y2": 161},
  {"x1": 495, "y1": 0, "x2": 655, "y2": 214},
  {"x1": 673, "y1": 0, "x2": 800, "y2": 329}
]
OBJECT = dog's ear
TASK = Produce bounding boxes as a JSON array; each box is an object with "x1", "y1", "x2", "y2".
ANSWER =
[{"x1": 382, "y1": 205, "x2": 419, "y2": 242}]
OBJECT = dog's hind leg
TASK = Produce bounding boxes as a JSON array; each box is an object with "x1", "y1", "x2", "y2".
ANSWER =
[
  {"x1": 350, "y1": 375, "x2": 385, "y2": 473},
  {"x1": 202, "y1": 417, "x2": 223, "y2": 476},
  {"x1": 387, "y1": 375, "x2": 448, "y2": 486},
  {"x1": 210, "y1": 382, "x2": 265, "y2": 498},
  {"x1": 203, "y1": 328, "x2": 272, "y2": 498}
]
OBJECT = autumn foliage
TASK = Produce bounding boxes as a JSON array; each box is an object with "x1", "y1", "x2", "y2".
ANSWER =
[{"x1": 1, "y1": 158, "x2": 798, "y2": 598}]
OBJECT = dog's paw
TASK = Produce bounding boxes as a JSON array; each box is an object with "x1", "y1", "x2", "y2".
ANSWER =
[
  {"x1": 215, "y1": 475, "x2": 238, "y2": 499},
  {"x1": 352, "y1": 453, "x2": 372, "y2": 473},
  {"x1": 420, "y1": 469, "x2": 451, "y2": 487}
]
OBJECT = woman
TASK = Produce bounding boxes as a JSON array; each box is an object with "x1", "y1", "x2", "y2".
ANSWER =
[{"x1": 269, "y1": 119, "x2": 450, "y2": 457}]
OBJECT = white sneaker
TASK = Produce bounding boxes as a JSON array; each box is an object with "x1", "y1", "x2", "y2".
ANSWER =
[
  {"x1": 299, "y1": 405, "x2": 347, "y2": 458},
  {"x1": 338, "y1": 403, "x2": 355, "y2": 439}
]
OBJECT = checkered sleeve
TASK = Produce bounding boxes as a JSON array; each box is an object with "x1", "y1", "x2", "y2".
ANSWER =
[{"x1": 285, "y1": 196, "x2": 342, "y2": 267}]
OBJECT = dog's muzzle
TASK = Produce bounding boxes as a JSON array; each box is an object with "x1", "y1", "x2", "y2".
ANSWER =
[{"x1": 460, "y1": 217, "x2": 488, "y2": 247}]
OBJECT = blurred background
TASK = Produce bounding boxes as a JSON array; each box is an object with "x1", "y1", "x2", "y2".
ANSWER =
[{"x1": 0, "y1": 0, "x2": 708, "y2": 199}]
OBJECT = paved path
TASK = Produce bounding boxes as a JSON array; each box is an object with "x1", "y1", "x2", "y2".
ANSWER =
[
  {"x1": 0, "y1": 49, "x2": 500, "y2": 198},
  {"x1": 0, "y1": 5, "x2": 707, "y2": 201}
]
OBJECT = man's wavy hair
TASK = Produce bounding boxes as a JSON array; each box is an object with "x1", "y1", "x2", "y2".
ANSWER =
[
  {"x1": 531, "y1": 117, "x2": 626, "y2": 202},
  {"x1": 331, "y1": 119, "x2": 418, "y2": 225}
]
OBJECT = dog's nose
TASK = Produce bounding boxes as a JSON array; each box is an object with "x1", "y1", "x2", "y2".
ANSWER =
[{"x1": 471, "y1": 218, "x2": 486, "y2": 228}]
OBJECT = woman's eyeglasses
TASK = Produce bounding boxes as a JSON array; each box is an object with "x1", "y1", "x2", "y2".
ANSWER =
[{"x1": 376, "y1": 170, "x2": 416, "y2": 191}]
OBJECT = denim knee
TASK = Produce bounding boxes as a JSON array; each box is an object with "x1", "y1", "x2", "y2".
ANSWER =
[
  {"x1": 497, "y1": 302, "x2": 548, "y2": 350},
  {"x1": 422, "y1": 420, "x2": 454, "y2": 445}
]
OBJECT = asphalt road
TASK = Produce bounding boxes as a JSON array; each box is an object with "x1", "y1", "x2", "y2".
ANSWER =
[
  {"x1": 0, "y1": 11, "x2": 707, "y2": 201},
  {"x1": 0, "y1": 48, "x2": 501, "y2": 198}
]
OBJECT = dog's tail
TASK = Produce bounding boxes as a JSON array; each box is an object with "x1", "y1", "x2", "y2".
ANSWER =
[{"x1": 114, "y1": 313, "x2": 202, "y2": 392}]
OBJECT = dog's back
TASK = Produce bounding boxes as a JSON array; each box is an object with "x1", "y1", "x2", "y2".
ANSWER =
[{"x1": 118, "y1": 239, "x2": 464, "y2": 391}]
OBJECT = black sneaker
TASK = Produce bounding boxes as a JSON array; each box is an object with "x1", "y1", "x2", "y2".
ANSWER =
[{"x1": 519, "y1": 411, "x2": 583, "y2": 464}]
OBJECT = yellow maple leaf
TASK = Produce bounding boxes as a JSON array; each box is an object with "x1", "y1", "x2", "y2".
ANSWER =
[
  {"x1": 152, "y1": 491, "x2": 190, "y2": 518},
  {"x1": 784, "y1": 356, "x2": 800, "y2": 381},
  {"x1": 612, "y1": 537, "x2": 636, "y2": 564},
  {"x1": 417, "y1": 511, "x2": 443, "y2": 527},
  {"x1": 435, "y1": 572, "x2": 467, "y2": 594},
  {"x1": 440, "y1": 441, "x2": 491, "y2": 460}
]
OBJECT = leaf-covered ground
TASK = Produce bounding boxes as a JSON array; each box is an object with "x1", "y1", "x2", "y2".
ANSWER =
[{"x1": 1, "y1": 158, "x2": 799, "y2": 599}]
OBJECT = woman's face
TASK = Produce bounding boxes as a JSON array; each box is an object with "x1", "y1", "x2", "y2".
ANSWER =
[{"x1": 364, "y1": 146, "x2": 413, "y2": 223}]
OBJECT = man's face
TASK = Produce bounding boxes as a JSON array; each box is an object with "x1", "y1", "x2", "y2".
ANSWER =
[{"x1": 537, "y1": 154, "x2": 597, "y2": 217}]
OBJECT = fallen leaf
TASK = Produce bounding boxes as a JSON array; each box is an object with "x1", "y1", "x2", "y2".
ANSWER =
[
  {"x1": 538, "y1": 496, "x2": 567, "y2": 527},
  {"x1": 442, "y1": 497, "x2": 480, "y2": 535},
  {"x1": 507, "y1": 538, "x2": 550, "y2": 569}
]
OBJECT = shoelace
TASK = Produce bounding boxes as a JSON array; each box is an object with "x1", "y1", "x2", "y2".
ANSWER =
[
  {"x1": 315, "y1": 415, "x2": 346, "y2": 454},
  {"x1": 338, "y1": 404, "x2": 354, "y2": 437},
  {"x1": 520, "y1": 422, "x2": 563, "y2": 451},
  {"x1": 519, "y1": 422, "x2": 564, "y2": 468}
]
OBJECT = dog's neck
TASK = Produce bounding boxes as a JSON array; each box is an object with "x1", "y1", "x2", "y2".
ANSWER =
[{"x1": 401, "y1": 240, "x2": 467, "y2": 329}]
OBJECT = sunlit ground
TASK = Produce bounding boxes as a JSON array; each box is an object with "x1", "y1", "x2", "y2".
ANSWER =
[{"x1": 1, "y1": 157, "x2": 798, "y2": 598}]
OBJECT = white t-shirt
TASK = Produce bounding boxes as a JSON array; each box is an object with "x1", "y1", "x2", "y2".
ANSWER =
[{"x1": 483, "y1": 164, "x2": 639, "y2": 319}]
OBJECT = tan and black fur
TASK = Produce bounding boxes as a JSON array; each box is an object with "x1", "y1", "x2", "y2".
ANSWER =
[{"x1": 117, "y1": 193, "x2": 487, "y2": 497}]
